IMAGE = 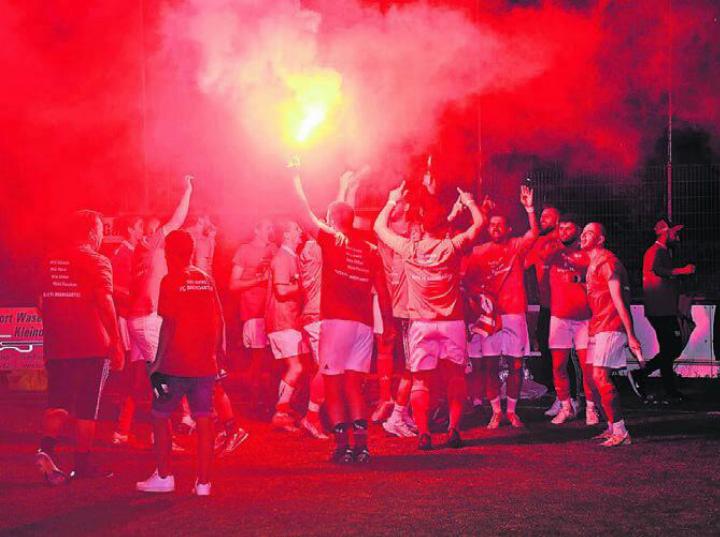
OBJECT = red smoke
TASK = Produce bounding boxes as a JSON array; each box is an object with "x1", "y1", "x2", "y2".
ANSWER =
[{"x1": 1, "y1": 0, "x2": 718, "y2": 296}]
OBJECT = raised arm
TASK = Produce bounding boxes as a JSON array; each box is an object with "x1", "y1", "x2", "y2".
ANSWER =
[
  {"x1": 450, "y1": 189, "x2": 489, "y2": 251},
  {"x1": 373, "y1": 182, "x2": 408, "y2": 254},
  {"x1": 162, "y1": 175, "x2": 194, "y2": 235},
  {"x1": 518, "y1": 184, "x2": 539, "y2": 250},
  {"x1": 336, "y1": 165, "x2": 369, "y2": 208},
  {"x1": 288, "y1": 159, "x2": 337, "y2": 239}
]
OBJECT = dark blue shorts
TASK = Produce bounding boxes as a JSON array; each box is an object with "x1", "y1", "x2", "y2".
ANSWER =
[
  {"x1": 46, "y1": 357, "x2": 109, "y2": 420},
  {"x1": 150, "y1": 375, "x2": 215, "y2": 419}
]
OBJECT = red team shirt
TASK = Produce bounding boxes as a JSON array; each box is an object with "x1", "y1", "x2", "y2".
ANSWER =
[
  {"x1": 586, "y1": 250, "x2": 631, "y2": 336},
  {"x1": 128, "y1": 229, "x2": 167, "y2": 317},
  {"x1": 299, "y1": 239, "x2": 322, "y2": 326},
  {"x1": 527, "y1": 235, "x2": 561, "y2": 308},
  {"x1": 464, "y1": 237, "x2": 534, "y2": 316},
  {"x1": 157, "y1": 267, "x2": 222, "y2": 377},
  {"x1": 377, "y1": 240, "x2": 410, "y2": 319},
  {"x1": 547, "y1": 246, "x2": 591, "y2": 320},
  {"x1": 379, "y1": 234, "x2": 466, "y2": 321},
  {"x1": 41, "y1": 245, "x2": 114, "y2": 360},
  {"x1": 317, "y1": 229, "x2": 380, "y2": 327},
  {"x1": 232, "y1": 241, "x2": 277, "y2": 321},
  {"x1": 265, "y1": 246, "x2": 303, "y2": 333}
]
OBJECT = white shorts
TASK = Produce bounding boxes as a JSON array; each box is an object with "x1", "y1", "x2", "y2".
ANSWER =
[
  {"x1": 587, "y1": 331, "x2": 629, "y2": 369},
  {"x1": 268, "y1": 329, "x2": 308, "y2": 360},
  {"x1": 118, "y1": 316, "x2": 131, "y2": 353},
  {"x1": 549, "y1": 317, "x2": 589, "y2": 350},
  {"x1": 406, "y1": 320, "x2": 467, "y2": 373},
  {"x1": 468, "y1": 314, "x2": 528, "y2": 359},
  {"x1": 303, "y1": 322, "x2": 321, "y2": 364},
  {"x1": 243, "y1": 318, "x2": 269, "y2": 349},
  {"x1": 127, "y1": 313, "x2": 162, "y2": 363},
  {"x1": 319, "y1": 319, "x2": 374, "y2": 375},
  {"x1": 372, "y1": 294, "x2": 383, "y2": 335}
]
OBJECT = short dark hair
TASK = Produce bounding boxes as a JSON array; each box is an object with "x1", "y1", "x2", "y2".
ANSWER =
[
  {"x1": 70, "y1": 210, "x2": 102, "y2": 243},
  {"x1": 559, "y1": 213, "x2": 580, "y2": 226},
  {"x1": 165, "y1": 229, "x2": 195, "y2": 267},
  {"x1": 327, "y1": 201, "x2": 354, "y2": 232},
  {"x1": 421, "y1": 199, "x2": 449, "y2": 235},
  {"x1": 488, "y1": 213, "x2": 508, "y2": 225}
]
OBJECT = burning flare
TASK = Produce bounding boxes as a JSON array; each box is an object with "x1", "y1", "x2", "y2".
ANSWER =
[{"x1": 280, "y1": 69, "x2": 343, "y2": 146}]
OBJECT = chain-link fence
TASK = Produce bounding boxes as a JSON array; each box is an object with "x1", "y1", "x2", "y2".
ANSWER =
[{"x1": 528, "y1": 164, "x2": 720, "y2": 301}]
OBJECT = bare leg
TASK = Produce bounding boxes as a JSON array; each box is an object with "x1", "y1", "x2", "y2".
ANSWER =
[
  {"x1": 153, "y1": 418, "x2": 173, "y2": 477},
  {"x1": 195, "y1": 417, "x2": 213, "y2": 484}
]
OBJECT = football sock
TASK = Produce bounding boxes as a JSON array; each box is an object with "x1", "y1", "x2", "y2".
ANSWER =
[
  {"x1": 612, "y1": 419, "x2": 628, "y2": 436},
  {"x1": 332, "y1": 423, "x2": 349, "y2": 449},
  {"x1": 506, "y1": 397, "x2": 518, "y2": 415},
  {"x1": 352, "y1": 419, "x2": 368, "y2": 450},
  {"x1": 276, "y1": 379, "x2": 295, "y2": 411}
]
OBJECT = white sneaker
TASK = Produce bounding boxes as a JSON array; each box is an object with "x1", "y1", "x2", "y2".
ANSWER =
[
  {"x1": 402, "y1": 413, "x2": 419, "y2": 434},
  {"x1": 112, "y1": 432, "x2": 128, "y2": 445},
  {"x1": 585, "y1": 406, "x2": 600, "y2": 426},
  {"x1": 382, "y1": 415, "x2": 418, "y2": 437},
  {"x1": 486, "y1": 412, "x2": 503, "y2": 430},
  {"x1": 601, "y1": 432, "x2": 632, "y2": 447},
  {"x1": 551, "y1": 406, "x2": 575, "y2": 425},
  {"x1": 192, "y1": 480, "x2": 211, "y2": 496},
  {"x1": 136, "y1": 469, "x2": 175, "y2": 493},
  {"x1": 544, "y1": 398, "x2": 562, "y2": 417}
]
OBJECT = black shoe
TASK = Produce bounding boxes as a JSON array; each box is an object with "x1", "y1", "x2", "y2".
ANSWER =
[
  {"x1": 446, "y1": 428, "x2": 462, "y2": 449},
  {"x1": 35, "y1": 450, "x2": 69, "y2": 486},
  {"x1": 418, "y1": 433, "x2": 432, "y2": 451},
  {"x1": 70, "y1": 463, "x2": 114, "y2": 480},
  {"x1": 627, "y1": 369, "x2": 647, "y2": 400},
  {"x1": 353, "y1": 447, "x2": 371, "y2": 464},
  {"x1": 666, "y1": 390, "x2": 689, "y2": 402},
  {"x1": 330, "y1": 447, "x2": 354, "y2": 464}
]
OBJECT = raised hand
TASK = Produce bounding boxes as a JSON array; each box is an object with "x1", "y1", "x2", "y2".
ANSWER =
[
  {"x1": 456, "y1": 187, "x2": 475, "y2": 206},
  {"x1": 520, "y1": 185, "x2": 534, "y2": 209},
  {"x1": 480, "y1": 195, "x2": 495, "y2": 214},
  {"x1": 388, "y1": 181, "x2": 407, "y2": 204},
  {"x1": 287, "y1": 155, "x2": 301, "y2": 169}
]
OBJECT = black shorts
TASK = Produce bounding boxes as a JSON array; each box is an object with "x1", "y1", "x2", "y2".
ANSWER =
[{"x1": 46, "y1": 357, "x2": 109, "y2": 420}]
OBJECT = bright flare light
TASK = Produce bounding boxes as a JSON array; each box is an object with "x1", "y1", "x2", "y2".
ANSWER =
[{"x1": 281, "y1": 69, "x2": 343, "y2": 146}]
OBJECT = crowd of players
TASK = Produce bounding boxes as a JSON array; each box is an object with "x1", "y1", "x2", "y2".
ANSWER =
[{"x1": 35, "y1": 161, "x2": 695, "y2": 496}]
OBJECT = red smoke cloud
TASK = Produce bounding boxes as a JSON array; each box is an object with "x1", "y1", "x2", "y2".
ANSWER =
[{"x1": 1, "y1": 0, "x2": 718, "y2": 292}]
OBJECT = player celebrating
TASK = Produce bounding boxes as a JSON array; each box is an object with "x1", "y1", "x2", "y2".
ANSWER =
[
  {"x1": 37, "y1": 210, "x2": 124, "y2": 484},
  {"x1": 464, "y1": 185, "x2": 539, "y2": 429},
  {"x1": 229, "y1": 218, "x2": 277, "y2": 406},
  {"x1": 376, "y1": 198, "x2": 419, "y2": 438},
  {"x1": 297, "y1": 169, "x2": 364, "y2": 440},
  {"x1": 526, "y1": 205, "x2": 561, "y2": 395},
  {"x1": 291, "y1": 158, "x2": 392, "y2": 463},
  {"x1": 546, "y1": 215, "x2": 600, "y2": 425},
  {"x1": 580, "y1": 223, "x2": 644, "y2": 447},
  {"x1": 266, "y1": 219, "x2": 310, "y2": 431},
  {"x1": 375, "y1": 182, "x2": 486, "y2": 451},
  {"x1": 136, "y1": 230, "x2": 224, "y2": 495}
]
